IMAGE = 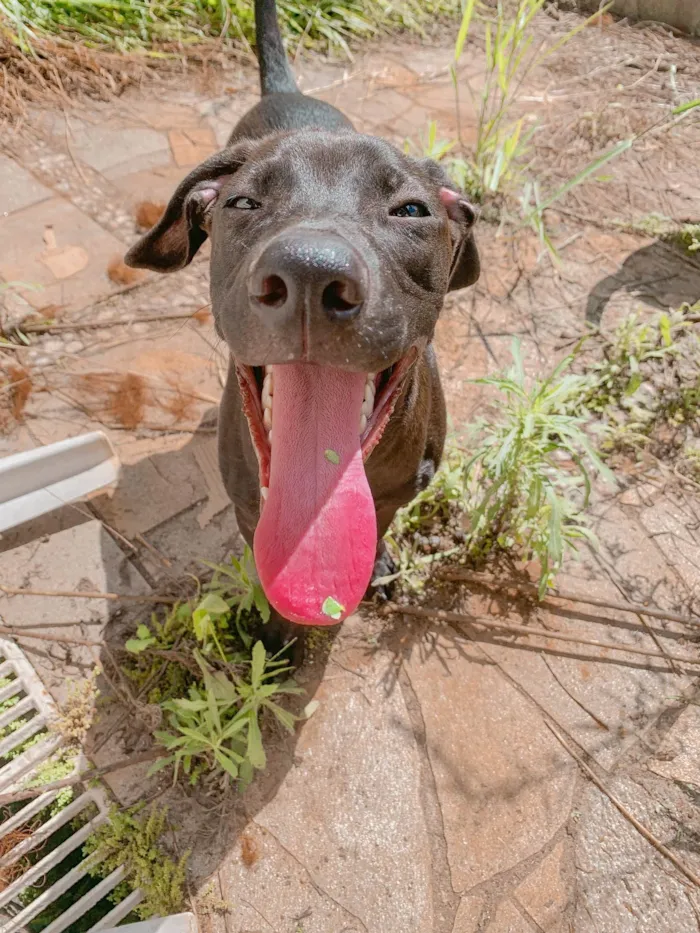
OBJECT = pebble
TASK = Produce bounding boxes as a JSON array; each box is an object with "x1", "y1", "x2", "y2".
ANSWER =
[{"x1": 42, "y1": 338, "x2": 63, "y2": 354}]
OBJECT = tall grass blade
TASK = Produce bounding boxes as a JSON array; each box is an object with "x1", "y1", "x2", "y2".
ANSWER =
[{"x1": 455, "y1": 0, "x2": 478, "y2": 61}]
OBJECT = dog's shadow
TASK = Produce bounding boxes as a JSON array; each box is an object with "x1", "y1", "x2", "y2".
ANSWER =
[{"x1": 586, "y1": 239, "x2": 700, "y2": 326}]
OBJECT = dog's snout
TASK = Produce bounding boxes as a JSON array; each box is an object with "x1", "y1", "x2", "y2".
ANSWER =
[{"x1": 248, "y1": 232, "x2": 367, "y2": 322}]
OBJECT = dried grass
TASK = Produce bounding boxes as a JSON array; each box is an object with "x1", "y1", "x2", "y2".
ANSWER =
[
  {"x1": 79, "y1": 371, "x2": 149, "y2": 430},
  {"x1": 0, "y1": 364, "x2": 32, "y2": 432},
  {"x1": 0, "y1": 31, "x2": 150, "y2": 124}
]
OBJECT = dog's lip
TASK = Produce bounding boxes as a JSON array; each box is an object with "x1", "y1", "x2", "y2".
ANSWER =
[{"x1": 234, "y1": 347, "x2": 419, "y2": 492}]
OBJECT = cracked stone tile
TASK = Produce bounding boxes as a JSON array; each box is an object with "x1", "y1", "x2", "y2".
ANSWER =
[
  {"x1": 486, "y1": 900, "x2": 535, "y2": 932},
  {"x1": 590, "y1": 501, "x2": 690, "y2": 610},
  {"x1": 514, "y1": 841, "x2": 570, "y2": 931},
  {"x1": 472, "y1": 595, "x2": 692, "y2": 770},
  {"x1": 639, "y1": 497, "x2": 700, "y2": 594},
  {"x1": 573, "y1": 773, "x2": 700, "y2": 933},
  {"x1": 93, "y1": 434, "x2": 209, "y2": 538},
  {"x1": 215, "y1": 820, "x2": 365, "y2": 933},
  {"x1": 0, "y1": 154, "x2": 52, "y2": 215},
  {"x1": 405, "y1": 632, "x2": 576, "y2": 892},
  {"x1": 43, "y1": 113, "x2": 171, "y2": 176},
  {"x1": 0, "y1": 519, "x2": 150, "y2": 706},
  {"x1": 169, "y1": 127, "x2": 217, "y2": 167},
  {"x1": 233, "y1": 630, "x2": 433, "y2": 933},
  {"x1": 452, "y1": 896, "x2": 484, "y2": 933},
  {"x1": 111, "y1": 165, "x2": 189, "y2": 214},
  {"x1": 2, "y1": 134, "x2": 136, "y2": 243},
  {"x1": 649, "y1": 705, "x2": 700, "y2": 788}
]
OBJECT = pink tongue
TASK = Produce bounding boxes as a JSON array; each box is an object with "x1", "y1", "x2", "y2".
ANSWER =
[{"x1": 254, "y1": 364, "x2": 377, "y2": 625}]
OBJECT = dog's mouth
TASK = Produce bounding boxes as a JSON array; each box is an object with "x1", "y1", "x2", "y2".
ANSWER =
[{"x1": 235, "y1": 350, "x2": 417, "y2": 626}]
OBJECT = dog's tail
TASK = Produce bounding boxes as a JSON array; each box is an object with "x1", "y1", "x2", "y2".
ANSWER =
[{"x1": 255, "y1": 0, "x2": 297, "y2": 95}]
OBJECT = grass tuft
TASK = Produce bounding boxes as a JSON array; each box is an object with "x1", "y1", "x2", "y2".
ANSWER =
[{"x1": 2, "y1": 0, "x2": 459, "y2": 57}]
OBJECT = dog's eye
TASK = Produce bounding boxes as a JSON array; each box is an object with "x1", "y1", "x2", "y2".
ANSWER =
[
  {"x1": 391, "y1": 202, "x2": 430, "y2": 218},
  {"x1": 225, "y1": 196, "x2": 261, "y2": 210}
]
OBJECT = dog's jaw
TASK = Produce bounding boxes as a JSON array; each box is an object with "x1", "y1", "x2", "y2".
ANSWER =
[{"x1": 234, "y1": 348, "x2": 419, "y2": 503}]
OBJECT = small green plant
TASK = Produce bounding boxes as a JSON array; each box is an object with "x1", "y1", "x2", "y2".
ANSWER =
[
  {"x1": 152, "y1": 645, "x2": 302, "y2": 787},
  {"x1": 571, "y1": 307, "x2": 700, "y2": 459},
  {"x1": 462, "y1": 339, "x2": 614, "y2": 595},
  {"x1": 620, "y1": 214, "x2": 700, "y2": 255},
  {"x1": 201, "y1": 546, "x2": 271, "y2": 647},
  {"x1": 84, "y1": 804, "x2": 188, "y2": 920},
  {"x1": 120, "y1": 546, "x2": 303, "y2": 792},
  {"x1": 679, "y1": 446, "x2": 700, "y2": 484},
  {"x1": 452, "y1": 0, "x2": 603, "y2": 197},
  {"x1": 22, "y1": 750, "x2": 78, "y2": 816},
  {"x1": 197, "y1": 881, "x2": 233, "y2": 916},
  {"x1": 577, "y1": 310, "x2": 687, "y2": 413}
]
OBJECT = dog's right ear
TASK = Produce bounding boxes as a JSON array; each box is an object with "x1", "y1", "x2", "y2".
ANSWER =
[{"x1": 125, "y1": 143, "x2": 253, "y2": 272}]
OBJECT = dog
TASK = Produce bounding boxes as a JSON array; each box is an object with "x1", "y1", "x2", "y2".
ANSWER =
[{"x1": 125, "y1": 0, "x2": 480, "y2": 628}]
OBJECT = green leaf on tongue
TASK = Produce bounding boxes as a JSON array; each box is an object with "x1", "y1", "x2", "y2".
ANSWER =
[
  {"x1": 324, "y1": 449, "x2": 340, "y2": 464},
  {"x1": 321, "y1": 596, "x2": 345, "y2": 620}
]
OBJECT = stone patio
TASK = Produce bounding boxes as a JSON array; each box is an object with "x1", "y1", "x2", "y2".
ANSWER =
[{"x1": 2, "y1": 16, "x2": 700, "y2": 933}]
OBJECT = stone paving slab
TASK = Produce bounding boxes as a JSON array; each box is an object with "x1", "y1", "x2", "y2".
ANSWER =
[
  {"x1": 39, "y1": 112, "x2": 171, "y2": 177},
  {"x1": 0, "y1": 155, "x2": 52, "y2": 216},
  {"x1": 0, "y1": 519, "x2": 150, "y2": 707},
  {"x1": 0, "y1": 196, "x2": 129, "y2": 312},
  {"x1": 573, "y1": 773, "x2": 700, "y2": 933},
  {"x1": 404, "y1": 630, "x2": 577, "y2": 893}
]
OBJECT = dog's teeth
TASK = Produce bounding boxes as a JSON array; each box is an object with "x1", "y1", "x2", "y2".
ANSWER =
[
  {"x1": 364, "y1": 383, "x2": 375, "y2": 406},
  {"x1": 262, "y1": 384, "x2": 273, "y2": 412},
  {"x1": 260, "y1": 486, "x2": 268, "y2": 501},
  {"x1": 359, "y1": 413, "x2": 367, "y2": 434},
  {"x1": 268, "y1": 427, "x2": 273, "y2": 444},
  {"x1": 263, "y1": 407, "x2": 272, "y2": 431}
]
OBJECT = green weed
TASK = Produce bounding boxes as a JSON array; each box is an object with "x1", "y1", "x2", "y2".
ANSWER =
[
  {"x1": 576, "y1": 310, "x2": 688, "y2": 413},
  {"x1": 614, "y1": 214, "x2": 700, "y2": 255},
  {"x1": 384, "y1": 342, "x2": 614, "y2": 597},
  {"x1": 461, "y1": 339, "x2": 613, "y2": 595},
  {"x1": 152, "y1": 645, "x2": 302, "y2": 787},
  {"x1": 120, "y1": 545, "x2": 302, "y2": 789},
  {"x1": 572, "y1": 308, "x2": 700, "y2": 458},
  {"x1": 84, "y1": 804, "x2": 188, "y2": 920}
]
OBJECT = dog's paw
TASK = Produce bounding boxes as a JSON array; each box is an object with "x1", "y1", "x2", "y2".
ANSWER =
[
  {"x1": 259, "y1": 612, "x2": 306, "y2": 666},
  {"x1": 365, "y1": 546, "x2": 398, "y2": 603}
]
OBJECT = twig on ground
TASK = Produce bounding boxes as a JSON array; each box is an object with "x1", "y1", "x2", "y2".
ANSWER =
[
  {"x1": 438, "y1": 570, "x2": 700, "y2": 628},
  {"x1": 0, "y1": 749, "x2": 162, "y2": 806},
  {"x1": 0, "y1": 626, "x2": 102, "y2": 647},
  {"x1": 545, "y1": 720, "x2": 700, "y2": 889},
  {"x1": 17, "y1": 309, "x2": 210, "y2": 335},
  {"x1": 0, "y1": 584, "x2": 177, "y2": 603},
  {"x1": 540, "y1": 653, "x2": 610, "y2": 730},
  {"x1": 386, "y1": 603, "x2": 700, "y2": 668}
]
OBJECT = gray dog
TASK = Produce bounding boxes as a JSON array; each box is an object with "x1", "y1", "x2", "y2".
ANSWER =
[{"x1": 125, "y1": 0, "x2": 479, "y2": 629}]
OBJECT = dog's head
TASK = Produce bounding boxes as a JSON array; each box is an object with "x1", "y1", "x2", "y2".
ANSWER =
[{"x1": 126, "y1": 130, "x2": 479, "y2": 625}]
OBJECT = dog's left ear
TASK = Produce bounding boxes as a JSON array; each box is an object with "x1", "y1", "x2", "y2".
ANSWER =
[
  {"x1": 125, "y1": 143, "x2": 253, "y2": 273},
  {"x1": 439, "y1": 187, "x2": 480, "y2": 291}
]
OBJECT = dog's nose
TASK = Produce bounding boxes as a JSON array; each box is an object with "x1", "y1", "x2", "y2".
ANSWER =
[{"x1": 248, "y1": 232, "x2": 367, "y2": 322}]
